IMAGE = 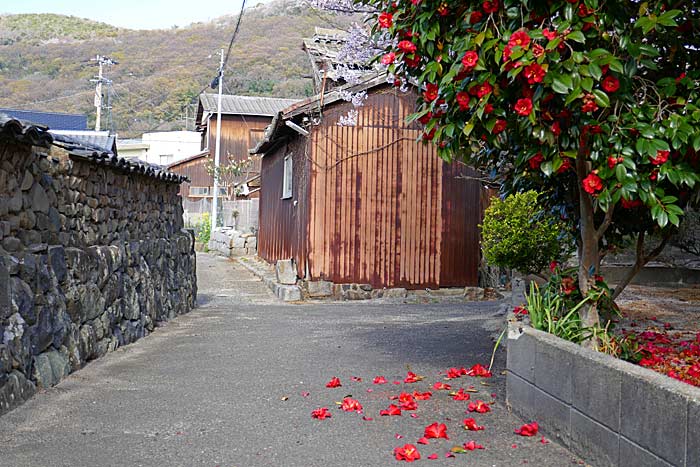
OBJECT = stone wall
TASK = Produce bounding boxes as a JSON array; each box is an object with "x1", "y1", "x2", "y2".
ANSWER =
[{"x1": 0, "y1": 139, "x2": 197, "y2": 416}]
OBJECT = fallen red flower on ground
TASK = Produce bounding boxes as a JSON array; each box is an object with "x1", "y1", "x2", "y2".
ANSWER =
[
  {"x1": 417, "y1": 437, "x2": 430, "y2": 445},
  {"x1": 451, "y1": 388, "x2": 471, "y2": 401},
  {"x1": 325, "y1": 377, "x2": 342, "y2": 388},
  {"x1": 463, "y1": 440, "x2": 485, "y2": 450},
  {"x1": 463, "y1": 418, "x2": 484, "y2": 431},
  {"x1": 311, "y1": 407, "x2": 332, "y2": 419},
  {"x1": 404, "y1": 371, "x2": 424, "y2": 383},
  {"x1": 467, "y1": 400, "x2": 491, "y2": 413},
  {"x1": 515, "y1": 421, "x2": 539, "y2": 436},
  {"x1": 373, "y1": 376, "x2": 388, "y2": 384},
  {"x1": 340, "y1": 397, "x2": 363, "y2": 412},
  {"x1": 414, "y1": 391, "x2": 432, "y2": 400},
  {"x1": 424, "y1": 422, "x2": 449, "y2": 440},
  {"x1": 466, "y1": 364, "x2": 492, "y2": 377},
  {"x1": 394, "y1": 444, "x2": 421, "y2": 462},
  {"x1": 433, "y1": 382, "x2": 452, "y2": 390},
  {"x1": 380, "y1": 404, "x2": 402, "y2": 416}
]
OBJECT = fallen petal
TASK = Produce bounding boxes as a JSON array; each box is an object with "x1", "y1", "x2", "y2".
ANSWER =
[
  {"x1": 417, "y1": 437, "x2": 430, "y2": 445},
  {"x1": 427, "y1": 453, "x2": 438, "y2": 460}
]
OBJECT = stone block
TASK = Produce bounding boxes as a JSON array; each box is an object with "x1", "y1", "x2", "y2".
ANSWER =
[
  {"x1": 534, "y1": 336, "x2": 572, "y2": 404},
  {"x1": 571, "y1": 350, "x2": 621, "y2": 431},
  {"x1": 233, "y1": 236, "x2": 246, "y2": 248},
  {"x1": 47, "y1": 245, "x2": 67, "y2": 283},
  {"x1": 276, "y1": 259, "x2": 297, "y2": 285},
  {"x1": 463, "y1": 286, "x2": 485, "y2": 301},
  {"x1": 307, "y1": 280, "x2": 333, "y2": 298},
  {"x1": 686, "y1": 398, "x2": 700, "y2": 467},
  {"x1": 30, "y1": 182, "x2": 50, "y2": 213},
  {"x1": 46, "y1": 349, "x2": 70, "y2": 383},
  {"x1": 620, "y1": 371, "x2": 687, "y2": 466},
  {"x1": 506, "y1": 329, "x2": 536, "y2": 382},
  {"x1": 277, "y1": 285, "x2": 301, "y2": 302},
  {"x1": 619, "y1": 438, "x2": 673, "y2": 467},
  {"x1": 570, "y1": 409, "x2": 619, "y2": 467},
  {"x1": 507, "y1": 372, "x2": 571, "y2": 445},
  {"x1": 0, "y1": 370, "x2": 36, "y2": 416},
  {"x1": 383, "y1": 288, "x2": 407, "y2": 298},
  {"x1": 0, "y1": 256, "x2": 10, "y2": 320},
  {"x1": 32, "y1": 353, "x2": 55, "y2": 388}
]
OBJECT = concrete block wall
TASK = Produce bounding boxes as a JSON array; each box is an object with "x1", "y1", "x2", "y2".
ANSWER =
[
  {"x1": 208, "y1": 228, "x2": 256, "y2": 257},
  {"x1": 507, "y1": 323, "x2": 700, "y2": 467}
]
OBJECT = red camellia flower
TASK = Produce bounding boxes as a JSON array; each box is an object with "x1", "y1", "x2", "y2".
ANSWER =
[
  {"x1": 373, "y1": 375, "x2": 388, "y2": 384},
  {"x1": 607, "y1": 156, "x2": 619, "y2": 169},
  {"x1": 492, "y1": 119, "x2": 507, "y2": 134},
  {"x1": 561, "y1": 277, "x2": 576, "y2": 295},
  {"x1": 437, "y1": 3, "x2": 449, "y2": 16},
  {"x1": 311, "y1": 407, "x2": 332, "y2": 419},
  {"x1": 340, "y1": 397, "x2": 363, "y2": 412},
  {"x1": 582, "y1": 172, "x2": 603, "y2": 194},
  {"x1": 401, "y1": 399, "x2": 418, "y2": 410},
  {"x1": 551, "y1": 121, "x2": 561, "y2": 136},
  {"x1": 515, "y1": 422, "x2": 539, "y2": 436},
  {"x1": 422, "y1": 128, "x2": 436, "y2": 141},
  {"x1": 463, "y1": 440, "x2": 485, "y2": 450},
  {"x1": 542, "y1": 28, "x2": 557, "y2": 40},
  {"x1": 451, "y1": 388, "x2": 471, "y2": 401},
  {"x1": 463, "y1": 418, "x2": 485, "y2": 431},
  {"x1": 381, "y1": 52, "x2": 396, "y2": 65},
  {"x1": 394, "y1": 444, "x2": 421, "y2": 462},
  {"x1": 423, "y1": 83, "x2": 439, "y2": 102},
  {"x1": 557, "y1": 158, "x2": 572, "y2": 173},
  {"x1": 514, "y1": 98, "x2": 533, "y2": 116},
  {"x1": 524, "y1": 63, "x2": 546, "y2": 84},
  {"x1": 433, "y1": 382, "x2": 452, "y2": 390},
  {"x1": 378, "y1": 12, "x2": 393, "y2": 28},
  {"x1": 601, "y1": 75, "x2": 620, "y2": 93},
  {"x1": 446, "y1": 367, "x2": 466, "y2": 379},
  {"x1": 472, "y1": 81, "x2": 492, "y2": 98},
  {"x1": 484, "y1": 103, "x2": 494, "y2": 114},
  {"x1": 397, "y1": 40, "x2": 417, "y2": 54},
  {"x1": 513, "y1": 306, "x2": 528, "y2": 315},
  {"x1": 532, "y1": 43, "x2": 545, "y2": 57},
  {"x1": 508, "y1": 30, "x2": 531, "y2": 50},
  {"x1": 650, "y1": 169, "x2": 659, "y2": 181},
  {"x1": 467, "y1": 363, "x2": 492, "y2": 377},
  {"x1": 417, "y1": 112, "x2": 433, "y2": 125},
  {"x1": 462, "y1": 50, "x2": 479, "y2": 70},
  {"x1": 424, "y1": 422, "x2": 449, "y2": 440},
  {"x1": 467, "y1": 400, "x2": 491, "y2": 413},
  {"x1": 469, "y1": 11, "x2": 483, "y2": 23},
  {"x1": 621, "y1": 197, "x2": 643, "y2": 209},
  {"x1": 482, "y1": 0, "x2": 499, "y2": 14},
  {"x1": 326, "y1": 377, "x2": 342, "y2": 388},
  {"x1": 404, "y1": 371, "x2": 423, "y2": 383},
  {"x1": 380, "y1": 404, "x2": 403, "y2": 416},
  {"x1": 413, "y1": 391, "x2": 432, "y2": 400},
  {"x1": 550, "y1": 261, "x2": 559, "y2": 272},
  {"x1": 651, "y1": 150, "x2": 670, "y2": 166}
]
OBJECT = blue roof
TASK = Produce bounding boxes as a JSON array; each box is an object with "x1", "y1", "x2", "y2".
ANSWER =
[{"x1": 0, "y1": 108, "x2": 87, "y2": 131}]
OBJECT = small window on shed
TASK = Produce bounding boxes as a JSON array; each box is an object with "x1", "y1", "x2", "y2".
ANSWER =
[{"x1": 282, "y1": 155, "x2": 293, "y2": 199}]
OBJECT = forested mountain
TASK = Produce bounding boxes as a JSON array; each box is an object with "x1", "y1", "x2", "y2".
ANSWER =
[{"x1": 0, "y1": 1, "x2": 358, "y2": 136}]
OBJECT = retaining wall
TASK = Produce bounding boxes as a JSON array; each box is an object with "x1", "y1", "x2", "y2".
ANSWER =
[
  {"x1": 507, "y1": 322, "x2": 700, "y2": 467},
  {"x1": 0, "y1": 135, "x2": 197, "y2": 416}
]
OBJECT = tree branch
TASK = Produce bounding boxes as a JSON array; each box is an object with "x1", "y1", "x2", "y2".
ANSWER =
[
  {"x1": 611, "y1": 231, "x2": 671, "y2": 300},
  {"x1": 596, "y1": 205, "x2": 615, "y2": 241}
]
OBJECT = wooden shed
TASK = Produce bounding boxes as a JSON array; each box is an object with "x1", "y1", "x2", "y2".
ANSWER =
[
  {"x1": 251, "y1": 77, "x2": 488, "y2": 289},
  {"x1": 170, "y1": 94, "x2": 298, "y2": 202}
]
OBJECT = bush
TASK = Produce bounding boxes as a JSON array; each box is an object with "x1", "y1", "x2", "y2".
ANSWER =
[
  {"x1": 481, "y1": 191, "x2": 568, "y2": 274},
  {"x1": 193, "y1": 212, "x2": 211, "y2": 245}
]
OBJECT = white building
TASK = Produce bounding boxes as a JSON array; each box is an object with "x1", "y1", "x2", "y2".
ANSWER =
[{"x1": 117, "y1": 131, "x2": 201, "y2": 166}]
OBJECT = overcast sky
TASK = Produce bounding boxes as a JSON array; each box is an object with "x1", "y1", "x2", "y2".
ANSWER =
[{"x1": 0, "y1": 0, "x2": 265, "y2": 30}]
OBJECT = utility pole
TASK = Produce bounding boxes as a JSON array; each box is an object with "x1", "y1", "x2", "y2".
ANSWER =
[
  {"x1": 90, "y1": 55, "x2": 117, "y2": 132},
  {"x1": 211, "y1": 49, "x2": 224, "y2": 232}
]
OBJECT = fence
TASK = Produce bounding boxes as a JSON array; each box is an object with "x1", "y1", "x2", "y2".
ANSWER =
[{"x1": 182, "y1": 197, "x2": 258, "y2": 233}]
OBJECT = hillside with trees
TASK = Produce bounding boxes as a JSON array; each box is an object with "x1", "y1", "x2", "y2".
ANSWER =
[{"x1": 0, "y1": 1, "x2": 357, "y2": 136}]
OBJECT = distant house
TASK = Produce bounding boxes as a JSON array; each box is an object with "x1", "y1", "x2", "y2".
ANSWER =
[
  {"x1": 0, "y1": 108, "x2": 87, "y2": 131},
  {"x1": 117, "y1": 131, "x2": 201, "y2": 166},
  {"x1": 168, "y1": 94, "x2": 298, "y2": 203},
  {"x1": 250, "y1": 76, "x2": 488, "y2": 289}
]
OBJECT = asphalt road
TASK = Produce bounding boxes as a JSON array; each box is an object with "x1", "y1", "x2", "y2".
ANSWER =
[{"x1": 0, "y1": 254, "x2": 584, "y2": 467}]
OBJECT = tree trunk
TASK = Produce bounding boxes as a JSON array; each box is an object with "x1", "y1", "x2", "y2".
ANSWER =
[{"x1": 575, "y1": 149, "x2": 601, "y2": 333}]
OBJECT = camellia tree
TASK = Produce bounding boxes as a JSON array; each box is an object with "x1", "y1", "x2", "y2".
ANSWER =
[{"x1": 349, "y1": 0, "x2": 700, "y2": 331}]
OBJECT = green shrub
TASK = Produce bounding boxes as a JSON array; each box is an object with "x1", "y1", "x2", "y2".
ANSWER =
[
  {"x1": 481, "y1": 191, "x2": 568, "y2": 274},
  {"x1": 194, "y1": 212, "x2": 211, "y2": 245}
]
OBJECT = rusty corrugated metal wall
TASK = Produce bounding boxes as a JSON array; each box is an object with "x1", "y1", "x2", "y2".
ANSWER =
[
  {"x1": 258, "y1": 137, "x2": 310, "y2": 277},
  {"x1": 305, "y1": 87, "x2": 483, "y2": 288}
]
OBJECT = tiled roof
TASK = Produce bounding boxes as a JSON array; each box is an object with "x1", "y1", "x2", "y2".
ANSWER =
[
  {"x1": 0, "y1": 108, "x2": 87, "y2": 131},
  {"x1": 199, "y1": 94, "x2": 299, "y2": 117},
  {"x1": 50, "y1": 130, "x2": 117, "y2": 155},
  {"x1": 0, "y1": 113, "x2": 53, "y2": 147},
  {"x1": 68, "y1": 150, "x2": 189, "y2": 184}
]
